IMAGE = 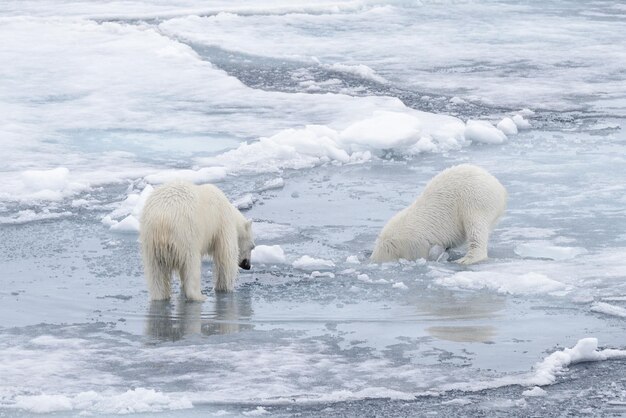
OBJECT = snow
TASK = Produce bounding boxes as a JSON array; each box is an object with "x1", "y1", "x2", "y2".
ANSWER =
[
  {"x1": 13, "y1": 389, "x2": 192, "y2": 414},
  {"x1": 13, "y1": 394, "x2": 73, "y2": 414},
  {"x1": 292, "y1": 255, "x2": 335, "y2": 271},
  {"x1": 339, "y1": 111, "x2": 423, "y2": 150},
  {"x1": 437, "y1": 338, "x2": 626, "y2": 394},
  {"x1": 144, "y1": 167, "x2": 227, "y2": 185},
  {"x1": 497, "y1": 117, "x2": 518, "y2": 135},
  {"x1": 522, "y1": 386, "x2": 547, "y2": 397},
  {"x1": 102, "y1": 185, "x2": 154, "y2": 233},
  {"x1": 0, "y1": 209, "x2": 73, "y2": 225},
  {"x1": 202, "y1": 125, "x2": 352, "y2": 173},
  {"x1": 512, "y1": 114, "x2": 531, "y2": 129},
  {"x1": 518, "y1": 108, "x2": 535, "y2": 117},
  {"x1": 2, "y1": 13, "x2": 442, "y2": 206},
  {"x1": 321, "y1": 63, "x2": 386, "y2": 84},
  {"x1": 159, "y1": 3, "x2": 626, "y2": 111},
  {"x1": 242, "y1": 406, "x2": 269, "y2": 416},
  {"x1": 464, "y1": 120, "x2": 507, "y2": 144},
  {"x1": 435, "y1": 271, "x2": 568, "y2": 295},
  {"x1": 529, "y1": 338, "x2": 626, "y2": 386},
  {"x1": 30, "y1": 335, "x2": 88, "y2": 348},
  {"x1": 104, "y1": 214, "x2": 141, "y2": 234},
  {"x1": 1, "y1": 167, "x2": 90, "y2": 202},
  {"x1": 202, "y1": 109, "x2": 470, "y2": 174},
  {"x1": 258, "y1": 178, "x2": 285, "y2": 192},
  {"x1": 251, "y1": 245, "x2": 287, "y2": 265},
  {"x1": 449, "y1": 97, "x2": 466, "y2": 105},
  {"x1": 233, "y1": 194, "x2": 256, "y2": 210},
  {"x1": 602, "y1": 296, "x2": 626, "y2": 302},
  {"x1": 514, "y1": 242, "x2": 587, "y2": 261},
  {"x1": 590, "y1": 302, "x2": 626, "y2": 318},
  {"x1": 345, "y1": 255, "x2": 360, "y2": 264}
]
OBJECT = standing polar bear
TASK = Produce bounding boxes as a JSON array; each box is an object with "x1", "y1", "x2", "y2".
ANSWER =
[
  {"x1": 371, "y1": 164, "x2": 506, "y2": 265},
  {"x1": 140, "y1": 181, "x2": 254, "y2": 301}
]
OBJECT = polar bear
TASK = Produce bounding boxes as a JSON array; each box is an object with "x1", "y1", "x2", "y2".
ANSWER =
[
  {"x1": 371, "y1": 164, "x2": 506, "y2": 265},
  {"x1": 140, "y1": 181, "x2": 254, "y2": 301}
]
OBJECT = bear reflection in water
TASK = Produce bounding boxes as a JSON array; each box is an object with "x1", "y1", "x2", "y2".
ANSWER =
[
  {"x1": 145, "y1": 289, "x2": 253, "y2": 341},
  {"x1": 411, "y1": 288, "x2": 506, "y2": 343}
]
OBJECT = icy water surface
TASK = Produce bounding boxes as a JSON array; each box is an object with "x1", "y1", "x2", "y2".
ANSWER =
[{"x1": 1, "y1": 0, "x2": 626, "y2": 416}]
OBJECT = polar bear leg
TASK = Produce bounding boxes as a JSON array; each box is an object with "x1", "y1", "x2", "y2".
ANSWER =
[
  {"x1": 457, "y1": 219, "x2": 490, "y2": 265},
  {"x1": 180, "y1": 255, "x2": 206, "y2": 301},
  {"x1": 213, "y1": 231, "x2": 238, "y2": 292},
  {"x1": 145, "y1": 259, "x2": 172, "y2": 301}
]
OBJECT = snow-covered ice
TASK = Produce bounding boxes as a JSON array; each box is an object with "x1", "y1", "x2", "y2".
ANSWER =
[
  {"x1": 522, "y1": 387, "x2": 547, "y2": 397},
  {"x1": 434, "y1": 271, "x2": 568, "y2": 296},
  {"x1": 514, "y1": 241, "x2": 588, "y2": 261},
  {"x1": 590, "y1": 302, "x2": 626, "y2": 319},
  {"x1": 292, "y1": 255, "x2": 335, "y2": 271},
  {"x1": 497, "y1": 118, "x2": 518, "y2": 136},
  {"x1": 251, "y1": 245, "x2": 287, "y2": 265},
  {"x1": 464, "y1": 120, "x2": 507, "y2": 144}
]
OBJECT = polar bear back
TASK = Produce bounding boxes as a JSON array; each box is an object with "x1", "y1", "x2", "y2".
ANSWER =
[
  {"x1": 141, "y1": 181, "x2": 237, "y2": 266},
  {"x1": 420, "y1": 164, "x2": 507, "y2": 226},
  {"x1": 372, "y1": 164, "x2": 506, "y2": 262}
]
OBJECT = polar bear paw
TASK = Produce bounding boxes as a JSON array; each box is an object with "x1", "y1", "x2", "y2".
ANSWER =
[
  {"x1": 186, "y1": 292, "x2": 207, "y2": 302},
  {"x1": 455, "y1": 255, "x2": 485, "y2": 265}
]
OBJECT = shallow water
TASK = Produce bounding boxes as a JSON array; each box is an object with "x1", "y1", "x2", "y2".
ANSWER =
[{"x1": 1, "y1": 0, "x2": 626, "y2": 416}]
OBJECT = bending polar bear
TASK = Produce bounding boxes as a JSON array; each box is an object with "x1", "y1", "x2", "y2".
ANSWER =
[
  {"x1": 371, "y1": 164, "x2": 506, "y2": 265},
  {"x1": 140, "y1": 181, "x2": 254, "y2": 301}
]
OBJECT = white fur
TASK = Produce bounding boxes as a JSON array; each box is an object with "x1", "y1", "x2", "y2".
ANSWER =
[
  {"x1": 140, "y1": 181, "x2": 254, "y2": 300},
  {"x1": 371, "y1": 164, "x2": 507, "y2": 265}
]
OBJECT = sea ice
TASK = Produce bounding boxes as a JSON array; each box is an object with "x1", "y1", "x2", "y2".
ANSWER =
[
  {"x1": 590, "y1": 302, "x2": 626, "y2": 318},
  {"x1": 522, "y1": 386, "x2": 547, "y2": 397},
  {"x1": 435, "y1": 271, "x2": 568, "y2": 295},
  {"x1": 242, "y1": 406, "x2": 269, "y2": 416},
  {"x1": 102, "y1": 185, "x2": 154, "y2": 233},
  {"x1": 13, "y1": 389, "x2": 192, "y2": 414},
  {"x1": 321, "y1": 63, "x2": 386, "y2": 84},
  {"x1": 258, "y1": 177, "x2": 285, "y2": 192},
  {"x1": 0, "y1": 209, "x2": 73, "y2": 225},
  {"x1": 144, "y1": 167, "x2": 227, "y2": 185},
  {"x1": 310, "y1": 271, "x2": 335, "y2": 279},
  {"x1": 464, "y1": 120, "x2": 507, "y2": 144},
  {"x1": 251, "y1": 245, "x2": 287, "y2": 265},
  {"x1": 514, "y1": 242, "x2": 587, "y2": 260},
  {"x1": 496, "y1": 117, "x2": 518, "y2": 135},
  {"x1": 512, "y1": 114, "x2": 531, "y2": 129},
  {"x1": 233, "y1": 194, "x2": 256, "y2": 210},
  {"x1": 292, "y1": 255, "x2": 335, "y2": 270},
  {"x1": 529, "y1": 338, "x2": 626, "y2": 386}
]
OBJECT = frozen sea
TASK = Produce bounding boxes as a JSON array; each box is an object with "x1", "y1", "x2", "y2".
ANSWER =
[{"x1": 1, "y1": 1, "x2": 626, "y2": 416}]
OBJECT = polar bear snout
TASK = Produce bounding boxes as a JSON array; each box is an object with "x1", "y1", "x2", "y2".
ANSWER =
[{"x1": 239, "y1": 259, "x2": 251, "y2": 270}]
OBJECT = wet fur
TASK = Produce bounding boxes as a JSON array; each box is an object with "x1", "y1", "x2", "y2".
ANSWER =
[
  {"x1": 371, "y1": 164, "x2": 507, "y2": 265},
  {"x1": 140, "y1": 181, "x2": 253, "y2": 300}
]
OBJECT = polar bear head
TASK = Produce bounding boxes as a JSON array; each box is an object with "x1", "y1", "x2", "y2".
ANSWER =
[{"x1": 237, "y1": 219, "x2": 255, "y2": 270}]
